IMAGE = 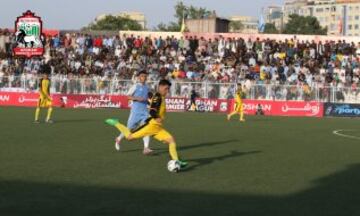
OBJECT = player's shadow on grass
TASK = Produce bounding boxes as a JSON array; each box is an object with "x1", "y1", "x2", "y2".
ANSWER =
[
  {"x1": 2, "y1": 163, "x2": 360, "y2": 215},
  {"x1": 184, "y1": 150, "x2": 262, "y2": 172},
  {"x1": 121, "y1": 139, "x2": 239, "y2": 154},
  {"x1": 179, "y1": 139, "x2": 239, "y2": 151}
]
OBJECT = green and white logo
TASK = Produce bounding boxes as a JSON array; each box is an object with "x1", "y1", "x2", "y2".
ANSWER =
[{"x1": 13, "y1": 10, "x2": 45, "y2": 58}]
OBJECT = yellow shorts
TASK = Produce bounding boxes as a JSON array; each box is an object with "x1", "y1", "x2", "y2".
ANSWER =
[
  {"x1": 38, "y1": 97, "x2": 52, "y2": 108},
  {"x1": 131, "y1": 119, "x2": 172, "y2": 142},
  {"x1": 234, "y1": 102, "x2": 243, "y2": 112}
]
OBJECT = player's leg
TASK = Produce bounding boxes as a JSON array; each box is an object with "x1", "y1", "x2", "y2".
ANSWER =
[
  {"x1": 114, "y1": 113, "x2": 135, "y2": 151},
  {"x1": 239, "y1": 103, "x2": 245, "y2": 122},
  {"x1": 34, "y1": 107, "x2": 41, "y2": 123},
  {"x1": 128, "y1": 121, "x2": 157, "y2": 141},
  {"x1": 227, "y1": 103, "x2": 239, "y2": 120},
  {"x1": 106, "y1": 118, "x2": 152, "y2": 141},
  {"x1": 106, "y1": 119, "x2": 131, "y2": 138},
  {"x1": 45, "y1": 100, "x2": 53, "y2": 123},
  {"x1": 142, "y1": 136, "x2": 152, "y2": 155},
  {"x1": 154, "y1": 129, "x2": 187, "y2": 168},
  {"x1": 34, "y1": 98, "x2": 42, "y2": 123},
  {"x1": 114, "y1": 114, "x2": 152, "y2": 154},
  {"x1": 139, "y1": 115, "x2": 153, "y2": 155},
  {"x1": 115, "y1": 134, "x2": 124, "y2": 151}
]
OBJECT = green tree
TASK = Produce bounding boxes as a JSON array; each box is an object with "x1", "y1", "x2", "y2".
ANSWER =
[
  {"x1": 155, "y1": 23, "x2": 169, "y2": 31},
  {"x1": 263, "y1": 23, "x2": 279, "y2": 34},
  {"x1": 155, "y1": 1, "x2": 212, "y2": 32},
  {"x1": 154, "y1": 1, "x2": 212, "y2": 32},
  {"x1": 174, "y1": 1, "x2": 212, "y2": 25},
  {"x1": 187, "y1": 6, "x2": 212, "y2": 19},
  {"x1": 85, "y1": 15, "x2": 142, "y2": 31},
  {"x1": 229, "y1": 21, "x2": 244, "y2": 32},
  {"x1": 283, "y1": 14, "x2": 327, "y2": 35},
  {"x1": 174, "y1": 1, "x2": 187, "y2": 25},
  {"x1": 155, "y1": 22, "x2": 181, "y2": 32}
]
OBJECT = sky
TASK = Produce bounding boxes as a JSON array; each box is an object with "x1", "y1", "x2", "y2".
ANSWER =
[{"x1": 0, "y1": 0, "x2": 283, "y2": 30}]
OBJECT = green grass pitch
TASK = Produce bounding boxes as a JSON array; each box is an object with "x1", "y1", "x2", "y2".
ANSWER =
[{"x1": 0, "y1": 107, "x2": 360, "y2": 216}]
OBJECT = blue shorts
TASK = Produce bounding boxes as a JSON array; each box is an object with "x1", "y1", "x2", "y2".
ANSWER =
[{"x1": 127, "y1": 112, "x2": 148, "y2": 130}]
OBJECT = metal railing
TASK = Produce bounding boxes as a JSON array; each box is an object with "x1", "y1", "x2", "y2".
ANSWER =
[{"x1": 0, "y1": 75, "x2": 359, "y2": 104}]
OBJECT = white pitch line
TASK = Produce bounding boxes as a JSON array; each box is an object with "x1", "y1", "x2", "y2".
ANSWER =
[{"x1": 333, "y1": 130, "x2": 360, "y2": 140}]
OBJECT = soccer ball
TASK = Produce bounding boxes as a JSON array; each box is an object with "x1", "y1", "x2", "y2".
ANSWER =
[{"x1": 167, "y1": 160, "x2": 180, "y2": 173}]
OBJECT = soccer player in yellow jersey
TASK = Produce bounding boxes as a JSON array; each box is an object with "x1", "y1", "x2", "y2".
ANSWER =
[
  {"x1": 34, "y1": 73, "x2": 53, "y2": 123},
  {"x1": 227, "y1": 84, "x2": 245, "y2": 122},
  {"x1": 105, "y1": 80, "x2": 188, "y2": 169}
]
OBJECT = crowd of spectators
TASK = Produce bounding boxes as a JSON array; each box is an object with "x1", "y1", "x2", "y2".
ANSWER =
[{"x1": 1, "y1": 28, "x2": 360, "y2": 95}]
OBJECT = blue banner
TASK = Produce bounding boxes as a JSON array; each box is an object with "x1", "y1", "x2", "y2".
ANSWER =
[{"x1": 324, "y1": 103, "x2": 360, "y2": 117}]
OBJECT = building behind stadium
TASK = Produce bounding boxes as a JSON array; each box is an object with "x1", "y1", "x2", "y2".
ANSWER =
[{"x1": 264, "y1": 0, "x2": 360, "y2": 36}]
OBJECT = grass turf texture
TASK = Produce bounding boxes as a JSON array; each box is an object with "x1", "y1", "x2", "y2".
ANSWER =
[{"x1": 0, "y1": 107, "x2": 360, "y2": 216}]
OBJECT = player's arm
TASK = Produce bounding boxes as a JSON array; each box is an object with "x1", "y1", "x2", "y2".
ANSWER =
[
  {"x1": 149, "y1": 93, "x2": 162, "y2": 123},
  {"x1": 127, "y1": 85, "x2": 146, "y2": 102},
  {"x1": 46, "y1": 82, "x2": 51, "y2": 99}
]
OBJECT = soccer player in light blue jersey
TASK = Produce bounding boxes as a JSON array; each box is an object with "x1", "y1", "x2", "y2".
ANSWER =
[{"x1": 115, "y1": 70, "x2": 153, "y2": 155}]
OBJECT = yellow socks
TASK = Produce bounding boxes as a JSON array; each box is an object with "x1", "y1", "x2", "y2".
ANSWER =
[
  {"x1": 115, "y1": 123, "x2": 131, "y2": 138},
  {"x1": 169, "y1": 142, "x2": 179, "y2": 160},
  {"x1": 46, "y1": 107, "x2": 53, "y2": 121},
  {"x1": 35, "y1": 107, "x2": 53, "y2": 122},
  {"x1": 35, "y1": 108, "x2": 40, "y2": 121}
]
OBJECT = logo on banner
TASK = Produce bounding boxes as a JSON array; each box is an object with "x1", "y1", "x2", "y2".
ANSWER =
[
  {"x1": 324, "y1": 104, "x2": 360, "y2": 117},
  {"x1": 281, "y1": 102, "x2": 320, "y2": 116},
  {"x1": 325, "y1": 106, "x2": 333, "y2": 115},
  {"x1": 73, "y1": 95, "x2": 121, "y2": 109},
  {"x1": 0, "y1": 94, "x2": 10, "y2": 102},
  {"x1": 13, "y1": 10, "x2": 45, "y2": 58},
  {"x1": 220, "y1": 102, "x2": 228, "y2": 112},
  {"x1": 334, "y1": 105, "x2": 360, "y2": 115},
  {"x1": 18, "y1": 95, "x2": 38, "y2": 103},
  {"x1": 166, "y1": 98, "x2": 186, "y2": 111}
]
